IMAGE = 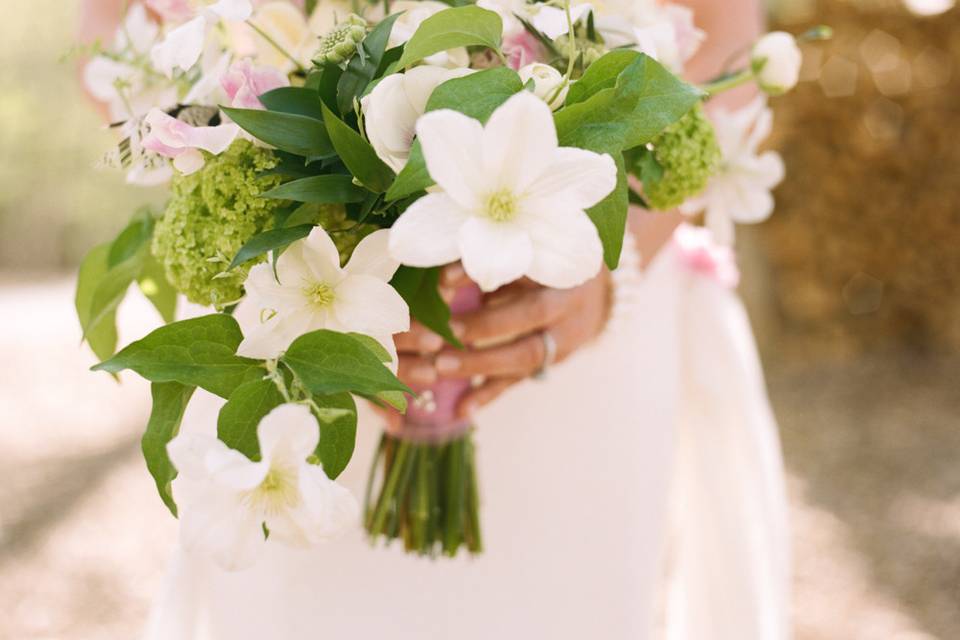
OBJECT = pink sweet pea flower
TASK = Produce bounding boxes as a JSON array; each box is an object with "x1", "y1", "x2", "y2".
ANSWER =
[
  {"x1": 503, "y1": 30, "x2": 545, "y2": 70},
  {"x1": 142, "y1": 108, "x2": 240, "y2": 175},
  {"x1": 673, "y1": 224, "x2": 740, "y2": 289},
  {"x1": 221, "y1": 59, "x2": 289, "y2": 109},
  {"x1": 145, "y1": 0, "x2": 194, "y2": 23}
]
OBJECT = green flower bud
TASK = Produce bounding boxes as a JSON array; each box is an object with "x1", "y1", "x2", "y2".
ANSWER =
[
  {"x1": 313, "y1": 15, "x2": 368, "y2": 67},
  {"x1": 151, "y1": 140, "x2": 285, "y2": 308},
  {"x1": 644, "y1": 104, "x2": 721, "y2": 211}
]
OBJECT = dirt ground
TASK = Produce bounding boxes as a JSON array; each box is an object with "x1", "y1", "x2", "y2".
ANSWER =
[{"x1": 1, "y1": 277, "x2": 958, "y2": 640}]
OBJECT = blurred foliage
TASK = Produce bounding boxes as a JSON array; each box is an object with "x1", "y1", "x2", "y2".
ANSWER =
[
  {"x1": 757, "y1": 0, "x2": 960, "y2": 359},
  {"x1": 0, "y1": 0, "x2": 163, "y2": 271}
]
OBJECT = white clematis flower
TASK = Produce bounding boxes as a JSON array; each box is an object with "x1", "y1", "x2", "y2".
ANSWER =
[
  {"x1": 361, "y1": 66, "x2": 472, "y2": 173},
  {"x1": 151, "y1": 0, "x2": 254, "y2": 77},
  {"x1": 478, "y1": 0, "x2": 591, "y2": 39},
  {"x1": 389, "y1": 92, "x2": 616, "y2": 292},
  {"x1": 751, "y1": 31, "x2": 803, "y2": 95},
  {"x1": 238, "y1": 227, "x2": 409, "y2": 361},
  {"x1": 680, "y1": 98, "x2": 785, "y2": 246},
  {"x1": 168, "y1": 403, "x2": 358, "y2": 571},
  {"x1": 593, "y1": 0, "x2": 703, "y2": 72}
]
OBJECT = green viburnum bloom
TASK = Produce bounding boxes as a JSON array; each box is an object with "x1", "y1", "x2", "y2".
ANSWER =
[
  {"x1": 644, "y1": 104, "x2": 721, "y2": 211},
  {"x1": 312, "y1": 15, "x2": 368, "y2": 66},
  {"x1": 151, "y1": 140, "x2": 285, "y2": 308}
]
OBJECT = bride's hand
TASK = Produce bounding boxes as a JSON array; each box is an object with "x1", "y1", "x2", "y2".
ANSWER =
[{"x1": 394, "y1": 264, "x2": 613, "y2": 419}]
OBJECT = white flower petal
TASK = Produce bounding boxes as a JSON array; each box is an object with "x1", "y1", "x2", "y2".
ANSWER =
[
  {"x1": 389, "y1": 193, "x2": 471, "y2": 266},
  {"x1": 520, "y1": 207, "x2": 603, "y2": 288},
  {"x1": 268, "y1": 466, "x2": 358, "y2": 546},
  {"x1": 180, "y1": 489, "x2": 265, "y2": 571},
  {"x1": 458, "y1": 217, "x2": 533, "y2": 292},
  {"x1": 300, "y1": 227, "x2": 346, "y2": 285},
  {"x1": 244, "y1": 263, "x2": 306, "y2": 312},
  {"x1": 257, "y1": 404, "x2": 320, "y2": 464},
  {"x1": 207, "y1": 447, "x2": 270, "y2": 491},
  {"x1": 527, "y1": 147, "x2": 618, "y2": 211},
  {"x1": 168, "y1": 433, "x2": 222, "y2": 479},
  {"x1": 237, "y1": 307, "x2": 319, "y2": 359},
  {"x1": 333, "y1": 275, "x2": 411, "y2": 336},
  {"x1": 344, "y1": 229, "x2": 399, "y2": 281},
  {"x1": 481, "y1": 92, "x2": 557, "y2": 194},
  {"x1": 151, "y1": 16, "x2": 207, "y2": 77},
  {"x1": 416, "y1": 109, "x2": 486, "y2": 208},
  {"x1": 172, "y1": 149, "x2": 206, "y2": 174},
  {"x1": 208, "y1": 0, "x2": 253, "y2": 21}
]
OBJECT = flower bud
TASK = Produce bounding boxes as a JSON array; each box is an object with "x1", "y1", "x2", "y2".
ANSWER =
[
  {"x1": 518, "y1": 63, "x2": 568, "y2": 110},
  {"x1": 313, "y1": 15, "x2": 368, "y2": 67},
  {"x1": 751, "y1": 31, "x2": 803, "y2": 96}
]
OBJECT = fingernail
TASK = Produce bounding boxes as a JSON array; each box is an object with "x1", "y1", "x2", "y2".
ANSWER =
[
  {"x1": 435, "y1": 354, "x2": 460, "y2": 374},
  {"x1": 420, "y1": 333, "x2": 444, "y2": 352},
  {"x1": 443, "y1": 263, "x2": 465, "y2": 284},
  {"x1": 411, "y1": 364, "x2": 437, "y2": 385},
  {"x1": 440, "y1": 287, "x2": 456, "y2": 303},
  {"x1": 449, "y1": 321, "x2": 466, "y2": 339}
]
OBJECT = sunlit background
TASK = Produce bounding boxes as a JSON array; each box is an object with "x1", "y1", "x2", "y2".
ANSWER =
[{"x1": 1, "y1": 0, "x2": 958, "y2": 638}]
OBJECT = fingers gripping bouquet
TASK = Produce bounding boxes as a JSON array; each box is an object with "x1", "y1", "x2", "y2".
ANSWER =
[{"x1": 76, "y1": 0, "x2": 822, "y2": 565}]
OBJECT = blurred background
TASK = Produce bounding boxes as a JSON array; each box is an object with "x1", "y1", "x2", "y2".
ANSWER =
[{"x1": 1, "y1": 0, "x2": 958, "y2": 638}]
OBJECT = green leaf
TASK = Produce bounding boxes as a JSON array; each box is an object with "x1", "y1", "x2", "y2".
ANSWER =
[
  {"x1": 82, "y1": 244, "x2": 146, "y2": 343},
  {"x1": 142, "y1": 382, "x2": 195, "y2": 515},
  {"x1": 75, "y1": 243, "x2": 119, "y2": 361},
  {"x1": 375, "y1": 390, "x2": 408, "y2": 412},
  {"x1": 217, "y1": 377, "x2": 285, "y2": 459},
  {"x1": 93, "y1": 314, "x2": 263, "y2": 399},
  {"x1": 138, "y1": 252, "x2": 177, "y2": 323},
  {"x1": 107, "y1": 211, "x2": 154, "y2": 267},
  {"x1": 262, "y1": 174, "x2": 368, "y2": 203},
  {"x1": 555, "y1": 54, "x2": 703, "y2": 153},
  {"x1": 258, "y1": 86, "x2": 324, "y2": 120},
  {"x1": 564, "y1": 49, "x2": 640, "y2": 106},
  {"x1": 337, "y1": 12, "x2": 403, "y2": 115},
  {"x1": 222, "y1": 107, "x2": 334, "y2": 158},
  {"x1": 347, "y1": 332, "x2": 394, "y2": 363},
  {"x1": 228, "y1": 224, "x2": 315, "y2": 270},
  {"x1": 586, "y1": 153, "x2": 629, "y2": 269},
  {"x1": 386, "y1": 68, "x2": 522, "y2": 200},
  {"x1": 317, "y1": 65, "x2": 343, "y2": 113},
  {"x1": 281, "y1": 330, "x2": 411, "y2": 398},
  {"x1": 395, "y1": 6, "x2": 503, "y2": 69},
  {"x1": 313, "y1": 393, "x2": 357, "y2": 478},
  {"x1": 321, "y1": 103, "x2": 395, "y2": 193},
  {"x1": 391, "y1": 266, "x2": 461, "y2": 347}
]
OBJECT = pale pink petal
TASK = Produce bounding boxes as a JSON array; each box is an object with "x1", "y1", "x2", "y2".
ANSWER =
[
  {"x1": 208, "y1": 0, "x2": 254, "y2": 21},
  {"x1": 151, "y1": 16, "x2": 207, "y2": 76},
  {"x1": 222, "y1": 59, "x2": 289, "y2": 109},
  {"x1": 458, "y1": 217, "x2": 533, "y2": 292},
  {"x1": 389, "y1": 193, "x2": 471, "y2": 266},
  {"x1": 172, "y1": 148, "x2": 206, "y2": 174}
]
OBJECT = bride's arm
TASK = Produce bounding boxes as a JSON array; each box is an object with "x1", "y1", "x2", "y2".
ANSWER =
[{"x1": 630, "y1": 0, "x2": 764, "y2": 267}]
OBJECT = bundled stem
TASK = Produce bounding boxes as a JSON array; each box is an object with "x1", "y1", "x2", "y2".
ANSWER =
[{"x1": 365, "y1": 431, "x2": 483, "y2": 557}]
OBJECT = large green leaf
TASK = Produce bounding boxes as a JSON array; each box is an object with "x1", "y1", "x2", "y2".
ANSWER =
[
  {"x1": 222, "y1": 107, "x2": 334, "y2": 158},
  {"x1": 75, "y1": 243, "x2": 119, "y2": 361},
  {"x1": 586, "y1": 153, "x2": 629, "y2": 269},
  {"x1": 217, "y1": 377, "x2": 285, "y2": 460},
  {"x1": 337, "y1": 12, "x2": 403, "y2": 115},
  {"x1": 258, "y1": 86, "x2": 324, "y2": 120},
  {"x1": 92, "y1": 314, "x2": 263, "y2": 399},
  {"x1": 138, "y1": 252, "x2": 177, "y2": 323},
  {"x1": 262, "y1": 174, "x2": 368, "y2": 203},
  {"x1": 386, "y1": 68, "x2": 522, "y2": 200},
  {"x1": 395, "y1": 6, "x2": 502, "y2": 69},
  {"x1": 142, "y1": 382, "x2": 195, "y2": 515},
  {"x1": 281, "y1": 330, "x2": 410, "y2": 398},
  {"x1": 228, "y1": 224, "x2": 315, "y2": 270},
  {"x1": 391, "y1": 266, "x2": 461, "y2": 348},
  {"x1": 565, "y1": 50, "x2": 641, "y2": 106},
  {"x1": 555, "y1": 53, "x2": 703, "y2": 153},
  {"x1": 321, "y1": 103, "x2": 395, "y2": 193},
  {"x1": 314, "y1": 392, "x2": 357, "y2": 479}
]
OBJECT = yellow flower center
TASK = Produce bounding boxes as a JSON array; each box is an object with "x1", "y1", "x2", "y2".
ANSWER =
[
  {"x1": 484, "y1": 189, "x2": 519, "y2": 222},
  {"x1": 244, "y1": 464, "x2": 301, "y2": 517},
  {"x1": 304, "y1": 282, "x2": 336, "y2": 307}
]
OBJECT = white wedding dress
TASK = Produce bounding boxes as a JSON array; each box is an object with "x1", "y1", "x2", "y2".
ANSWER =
[{"x1": 144, "y1": 227, "x2": 790, "y2": 640}]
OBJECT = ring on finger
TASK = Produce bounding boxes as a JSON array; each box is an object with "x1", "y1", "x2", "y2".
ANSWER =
[{"x1": 532, "y1": 331, "x2": 558, "y2": 381}]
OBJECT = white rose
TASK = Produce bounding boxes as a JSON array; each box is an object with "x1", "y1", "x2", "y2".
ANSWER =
[
  {"x1": 751, "y1": 31, "x2": 802, "y2": 95},
  {"x1": 518, "y1": 63, "x2": 568, "y2": 110},
  {"x1": 360, "y1": 66, "x2": 471, "y2": 173}
]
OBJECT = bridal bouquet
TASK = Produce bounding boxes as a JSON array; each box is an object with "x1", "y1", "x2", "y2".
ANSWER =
[{"x1": 76, "y1": 0, "x2": 819, "y2": 566}]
